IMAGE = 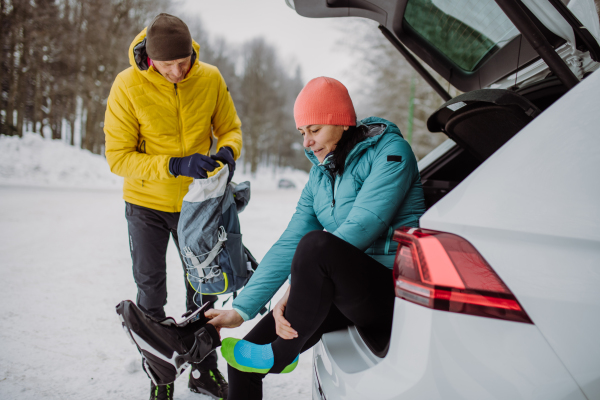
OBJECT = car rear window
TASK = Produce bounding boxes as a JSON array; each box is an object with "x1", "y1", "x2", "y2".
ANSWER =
[{"x1": 404, "y1": 0, "x2": 520, "y2": 71}]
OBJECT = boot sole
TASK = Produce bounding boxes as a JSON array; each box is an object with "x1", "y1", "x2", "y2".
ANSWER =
[{"x1": 189, "y1": 385, "x2": 223, "y2": 400}]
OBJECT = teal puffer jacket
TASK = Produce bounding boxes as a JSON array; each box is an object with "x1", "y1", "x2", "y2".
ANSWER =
[{"x1": 232, "y1": 117, "x2": 425, "y2": 320}]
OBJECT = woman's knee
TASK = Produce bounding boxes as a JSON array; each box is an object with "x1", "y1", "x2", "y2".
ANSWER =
[
  {"x1": 292, "y1": 231, "x2": 337, "y2": 274},
  {"x1": 297, "y1": 230, "x2": 336, "y2": 254}
]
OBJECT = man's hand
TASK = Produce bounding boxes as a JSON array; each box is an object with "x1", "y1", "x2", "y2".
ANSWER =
[
  {"x1": 169, "y1": 153, "x2": 219, "y2": 179},
  {"x1": 273, "y1": 287, "x2": 297, "y2": 340},
  {"x1": 205, "y1": 309, "x2": 244, "y2": 333},
  {"x1": 210, "y1": 147, "x2": 235, "y2": 182}
]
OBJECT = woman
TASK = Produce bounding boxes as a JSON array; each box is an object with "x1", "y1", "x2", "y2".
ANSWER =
[{"x1": 206, "y1": 77, "x2": 426, "y2": 399}]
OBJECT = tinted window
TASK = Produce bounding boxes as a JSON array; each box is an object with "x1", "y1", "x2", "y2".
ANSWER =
[{"x1": 404, "y1": 0, "x2": 519, "y2": 71}]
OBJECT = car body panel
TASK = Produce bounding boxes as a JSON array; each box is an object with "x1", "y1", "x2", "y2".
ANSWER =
[
  {"x1": 313, "y1": 300, "x2": 587, "y2": 400},
  {"x1": 419, "y1": 68, "x2": 600, "y2": 399}
]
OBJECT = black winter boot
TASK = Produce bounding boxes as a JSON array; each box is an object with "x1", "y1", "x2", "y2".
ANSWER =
[
  {"x1": 189, "y1": 366, "x2": 228, "y2": 399},
  {"x1": 150, "y1": 382, "x2": 174, "y2": 400},
  {"x1": 116, "y1": 300, "x2": 221, "y2": 385}
]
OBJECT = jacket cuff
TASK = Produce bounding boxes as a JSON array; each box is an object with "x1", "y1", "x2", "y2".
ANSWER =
[
  {"x1": 232, "y1": 307, "x2": 250, "y2": 321},
  {"x1": 217, "y1": 146, "x2": 233, "y2": 156},
  {"x1": 168, "y1": 157, "x2": 179, "y2": 177}
]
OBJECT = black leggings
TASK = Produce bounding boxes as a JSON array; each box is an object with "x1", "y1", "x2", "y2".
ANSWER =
[{"x1": 228, "y1": 230, "x2": 395, "y2": 400}]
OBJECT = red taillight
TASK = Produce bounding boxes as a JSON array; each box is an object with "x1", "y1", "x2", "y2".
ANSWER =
[{"x1": 393, "y1": 227, "x2": 532, "y2": 324}]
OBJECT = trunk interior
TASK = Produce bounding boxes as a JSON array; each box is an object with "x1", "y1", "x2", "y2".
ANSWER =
[{"x1": 421, "y1": 76, "x2": 569, "y2": 210}]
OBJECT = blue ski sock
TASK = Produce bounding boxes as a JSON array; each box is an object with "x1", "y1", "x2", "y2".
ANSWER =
[
  {"x1": 222, "y1": 338, "x2": 274, "y2": 373},
  {"x1": 221, "y1": 338, "x2": 299, "y2": 374}
]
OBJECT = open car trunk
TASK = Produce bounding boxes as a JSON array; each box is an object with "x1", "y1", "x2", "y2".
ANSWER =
[{"x1": 288, "y1": 0, "x2": 600, "y2": 357}]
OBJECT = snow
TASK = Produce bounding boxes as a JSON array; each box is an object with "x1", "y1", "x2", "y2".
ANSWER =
[
  {"x1": 0, "y1": 133, "x2": 123, "y2": 190},
  {"x1": 0, "y1": 134, "x2": 313, "y2": 399},
  {"x1": 0, "y1": 132, "x2": 310, "y2": 192}
]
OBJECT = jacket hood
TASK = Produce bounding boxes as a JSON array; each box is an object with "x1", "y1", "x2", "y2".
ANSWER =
[
  {"x1": 127, "y1": 28, "x2": 202, "y2": 85},
  {"x1": 305, "y1": 117, "x2": 404, "y2": 168}
]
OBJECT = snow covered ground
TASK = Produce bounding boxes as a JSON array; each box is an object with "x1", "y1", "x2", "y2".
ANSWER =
[{"x1": 0, "y1": 134, "x2": 312, "y2": 399}]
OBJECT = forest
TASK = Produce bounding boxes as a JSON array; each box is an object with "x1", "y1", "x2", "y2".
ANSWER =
[
  {"x1": 0, "y1": 0, "x2": 313, "y2": 172},
  {"x1": 8, "y1": 1, "x2": 595, "y2": 170}
]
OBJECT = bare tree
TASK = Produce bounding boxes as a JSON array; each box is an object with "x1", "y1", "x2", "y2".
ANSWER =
[
  {"x1": 183, "y1": 19, "x2": 310, "y2": 173},
  {"x1": 237, "y1": 37, "x2": 305, "y2": 174},
  {"x1": 1, "y1": 2, "x2": 309, "y2": 173},
  {"x1": 78, "y1": 0, "x2": 169, "y2": 154},
  {"x1": 272, "y1": 65, "x2": 309, "y2": 172},
  {"x1": 0, "y1": 0, "x2": 168, "y2": 154}
]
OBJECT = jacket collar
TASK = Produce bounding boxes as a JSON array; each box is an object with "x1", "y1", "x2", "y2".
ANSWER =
[
  {"x1": 127, "y1": 28, "x2": 203, "y2": 87},
  {"x1": 305, "y1": 117, "x2": 404, "y2": 170}
]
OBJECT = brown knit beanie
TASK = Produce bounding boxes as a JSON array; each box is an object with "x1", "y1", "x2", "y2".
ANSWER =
[
  {"x1": 294, "y1": 77, "x2": 356, "y2": 128},
  {"x1": 146, "y1": 13, "x2": 193, "y2": 61}
]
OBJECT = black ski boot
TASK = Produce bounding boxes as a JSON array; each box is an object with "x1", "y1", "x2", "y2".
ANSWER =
[
  {"x1": 189, "y1": 366, "x2": 229, "y2": 399},
  {"x1": 116, "y1": 300, "x2": 221, "y2": 385},
  {"x1": 150, "y1": 382, "x2": 174, "y2": 400}
]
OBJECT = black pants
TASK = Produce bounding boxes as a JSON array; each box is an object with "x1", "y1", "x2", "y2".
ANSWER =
[
  {"x1": 125, "y1": 202, "x2": 218, "y2": 370},
  {"x1": 228, "y1": 231, "x2": 395, "y2": 400}
]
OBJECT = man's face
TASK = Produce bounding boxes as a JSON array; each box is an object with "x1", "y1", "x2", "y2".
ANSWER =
[{"x1": 152, "y1": 56, "x2": 192, "y2": 84}]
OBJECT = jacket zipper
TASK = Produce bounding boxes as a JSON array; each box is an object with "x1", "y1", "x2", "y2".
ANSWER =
[
  {"x1": 330, "y1": 174, "x2": 335, "y2": 211},
  {"x1": 328, "y1": 171, "x2": 340, "y2": 227},
  {"x1": 175, "y1": 83, "x2": 183, "y2": 206}
]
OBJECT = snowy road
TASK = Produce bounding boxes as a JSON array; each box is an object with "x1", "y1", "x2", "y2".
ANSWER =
[{"x1": 0, "y1": 185, "x2": 312, "y2": 400}]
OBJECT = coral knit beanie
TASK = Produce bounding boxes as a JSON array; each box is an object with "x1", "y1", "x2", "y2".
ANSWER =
[{"x1": 294, "y1": 77, "x2": 356, "y2": 128}]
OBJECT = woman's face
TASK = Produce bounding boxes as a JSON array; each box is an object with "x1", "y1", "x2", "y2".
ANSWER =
[{"x1": 298, "y1": 124, "x2": 349, "y2": 162}]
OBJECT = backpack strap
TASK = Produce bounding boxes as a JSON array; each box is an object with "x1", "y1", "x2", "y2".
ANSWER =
[
  {"x1": 183, "y1": 227, "x2": 228, "y2": 283},
  {"x1": 196, "y1": 227, "x2": 227, "y2": 271}
]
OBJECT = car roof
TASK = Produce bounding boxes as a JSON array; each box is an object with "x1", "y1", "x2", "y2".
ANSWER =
[{"x1": 292, "y1": 0, "x2": 600, "y2": 92}]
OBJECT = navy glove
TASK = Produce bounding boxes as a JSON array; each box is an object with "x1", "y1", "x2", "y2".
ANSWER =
[
  {"x1": 210, "y1": 147, "x2": 235, "y2": 182},
  {"x1": 169, "y1": 153, "x2": 219, "y2": 179}
]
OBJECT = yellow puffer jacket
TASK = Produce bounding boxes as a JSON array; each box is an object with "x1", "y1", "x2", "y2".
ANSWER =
[{"x1": 104, "y1": 29, "x2": 242, "y2": 212}]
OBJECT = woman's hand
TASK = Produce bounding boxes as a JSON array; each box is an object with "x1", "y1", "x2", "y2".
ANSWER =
[
  {"x1": 273, "y1": 287, "x2": 298, "y2": 340},
  {"x1": 205, "y1": 309, "x2": 244, "y2": 333}
]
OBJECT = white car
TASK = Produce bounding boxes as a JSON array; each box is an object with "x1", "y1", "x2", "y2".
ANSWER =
[{"x1": 286, "y1": 0, "x2": 600, "y2": 399}]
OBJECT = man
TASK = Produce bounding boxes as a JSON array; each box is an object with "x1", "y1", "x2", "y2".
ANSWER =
[{"x1": 104, "y1": 13, "x2": 241, "y2": 400}]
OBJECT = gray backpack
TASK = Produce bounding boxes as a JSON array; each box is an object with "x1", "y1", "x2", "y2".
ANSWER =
[{"x1": 177, "y1": 165, "x2": 257, "y2": 305}]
